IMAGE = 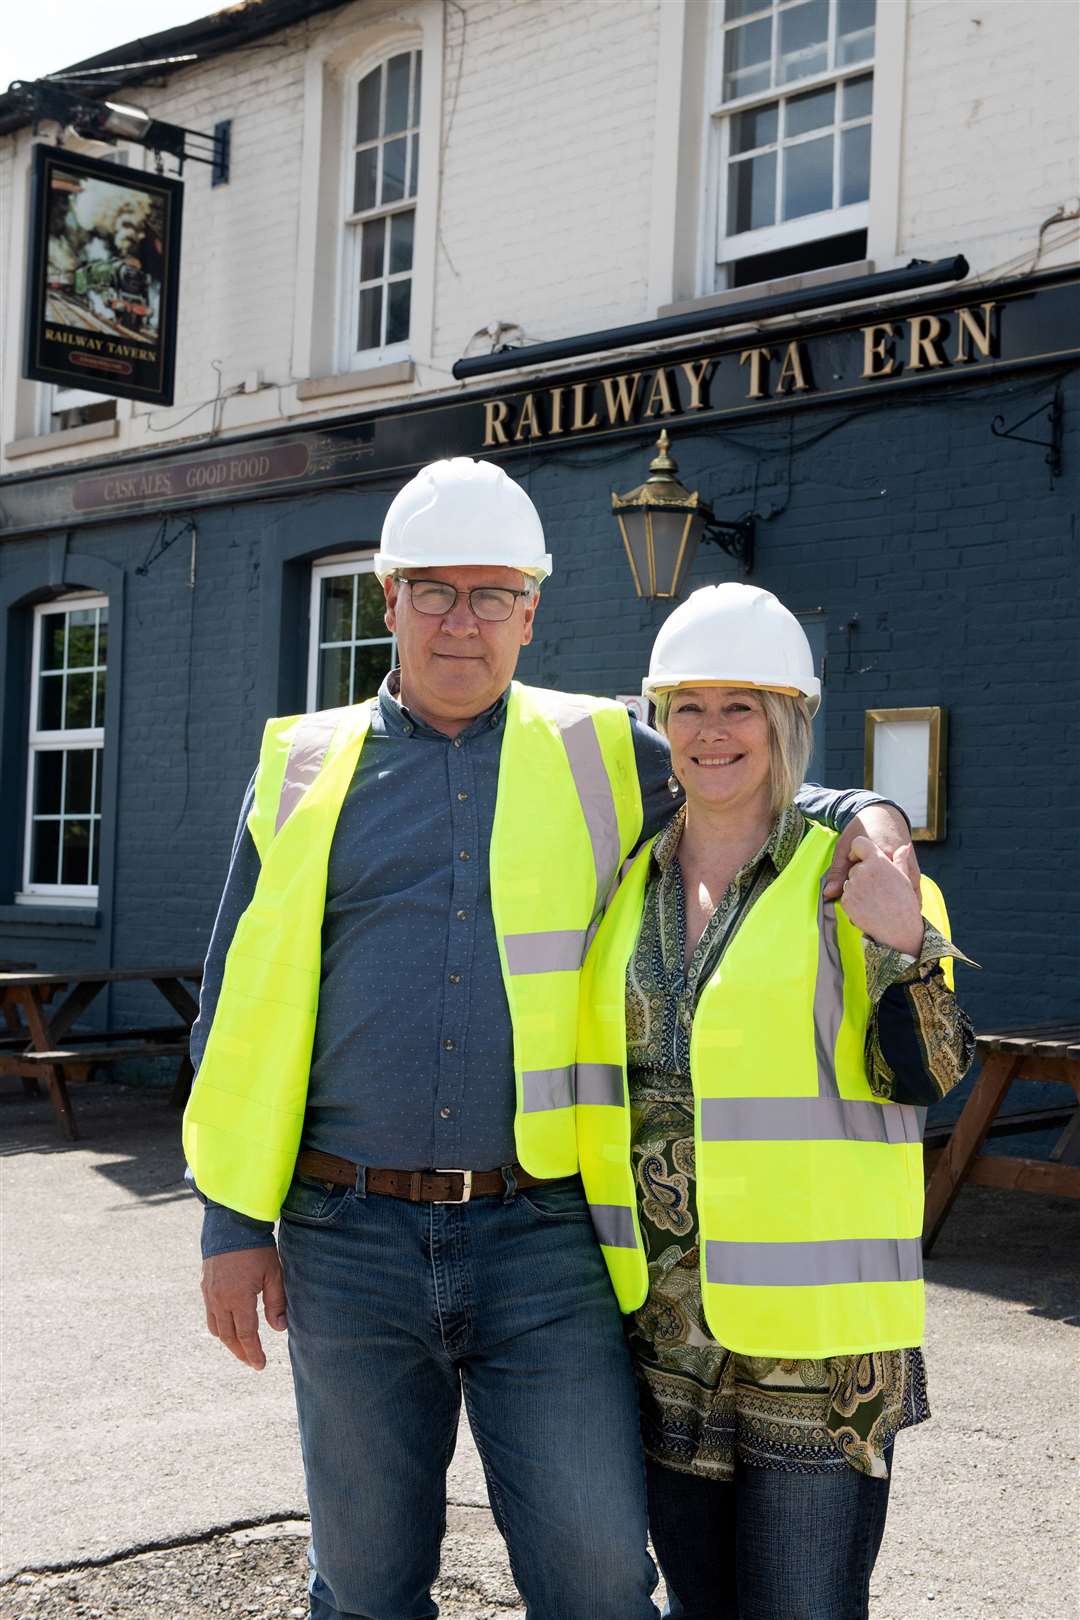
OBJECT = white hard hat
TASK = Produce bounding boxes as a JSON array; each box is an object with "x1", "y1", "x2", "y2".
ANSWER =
[
  {"x1": 643, "y1": 583, "x2": 821, "y2": 715},
  {"x1": 375, "y1": 458, "x2": 553, "y2": 582}
]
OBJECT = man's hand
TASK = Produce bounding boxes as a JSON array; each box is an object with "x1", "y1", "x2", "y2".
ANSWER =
[
  {"x1": 202, "y1": 1245, "x2": 287, "y2": 1371},
  {"x1": 836, "y1": 836, "x2": 925, "y2": 956},
  {"x1": 824, "y1": 805, "x2": 920, "y2": 900}
]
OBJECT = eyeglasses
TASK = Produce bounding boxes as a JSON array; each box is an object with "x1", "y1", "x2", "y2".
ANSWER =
[{"x1": 395, "y1": 574, "x2": 531, "y2": 623}]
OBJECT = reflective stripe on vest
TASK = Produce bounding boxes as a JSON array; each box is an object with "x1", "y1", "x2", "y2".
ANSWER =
[
  {"x1": 576, "y1": 823, "x2": 951, "y2": 1358},
  {"x1": 184, "y1": 683, "x2": 642, "y2": 1219}
]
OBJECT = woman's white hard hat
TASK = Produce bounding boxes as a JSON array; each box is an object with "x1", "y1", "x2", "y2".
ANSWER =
[
  {"x1": 643, "y1": 583, "x2": 821, "y2": 716},
  {"x1": 375, "y1": 457, "x2": 553, "y2": 582}
]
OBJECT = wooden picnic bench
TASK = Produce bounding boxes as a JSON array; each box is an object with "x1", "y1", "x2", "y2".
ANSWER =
[
  {"x1": 0, "y1": 965, "x2": 202, "y2": 1141},
  {"x1": 923, "y1": 1021, "x2": 1080, "y2": 1253}
]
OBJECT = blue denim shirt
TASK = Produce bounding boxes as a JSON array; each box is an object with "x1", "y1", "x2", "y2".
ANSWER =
[{"x1": 195, "y1": 676, "x2": 880, "y2": 1256}]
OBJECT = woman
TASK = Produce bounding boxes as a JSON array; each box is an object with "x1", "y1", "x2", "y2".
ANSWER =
[{"x1": 577, "y1": 583, "x2": 974, "y2": 1620}]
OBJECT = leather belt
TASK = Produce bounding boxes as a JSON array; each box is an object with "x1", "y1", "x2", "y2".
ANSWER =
[{"x1": 296, "y1": 1149, "x2": 556, "y2": 1205}]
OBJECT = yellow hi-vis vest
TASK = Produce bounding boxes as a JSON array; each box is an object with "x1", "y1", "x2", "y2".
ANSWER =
[
  {"x1": 183, "y1": 681, "x2": 643, "y2": 1221},
  {"x1": 577, "y1": 821, "x2": 953, "y2": 1360}
]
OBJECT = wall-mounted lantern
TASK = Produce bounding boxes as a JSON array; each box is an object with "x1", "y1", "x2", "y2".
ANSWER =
[{"x1": 611, "y1": 431, "x2": 754, "y2": 600}]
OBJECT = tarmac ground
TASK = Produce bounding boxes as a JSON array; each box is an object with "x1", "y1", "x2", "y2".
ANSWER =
[{"x1": 1, "y1": 1081, "x2": 1077, "y2": 1620}]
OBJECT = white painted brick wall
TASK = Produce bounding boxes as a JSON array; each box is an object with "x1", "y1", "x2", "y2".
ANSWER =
[
  {"x1": 898, "y1": 0, "x2": 1080, "y2": 273},
  {"x1": 1, "y1": 0, "x2": 1076, "y2": 478}
]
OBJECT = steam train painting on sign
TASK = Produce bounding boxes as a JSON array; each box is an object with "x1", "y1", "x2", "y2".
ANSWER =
[
  {"x1": 44, "y1": 168, "x2": 164, "y2": 344},
  {"x1": 24, "y1": 145, "x2": 182, "y2": 404}
]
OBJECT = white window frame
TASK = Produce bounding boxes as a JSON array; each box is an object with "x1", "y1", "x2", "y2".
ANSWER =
[
  {"x1": 707, "y1": 0, "x2": 876, "y2": 287},
  {"x1": 338, "y1": 49, "x2": 423, "y2": 372},
  {"x1": 307, "y1": 554, "x2": 397, "y2": 712},
  {"x1": 20, "y1": 592, "x2": 108, "y2": 904}
]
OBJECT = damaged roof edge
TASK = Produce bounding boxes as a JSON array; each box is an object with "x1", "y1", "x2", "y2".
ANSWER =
[{"x1": 0, "y1": 0, "x2": 355, "y2": 136}]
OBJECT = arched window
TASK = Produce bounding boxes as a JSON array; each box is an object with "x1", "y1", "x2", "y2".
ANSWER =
[{"x1": 342, "y1": 49, "x2": 422, "y2": 367}]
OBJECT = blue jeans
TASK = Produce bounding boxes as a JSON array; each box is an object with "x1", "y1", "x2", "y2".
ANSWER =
[
  {"x1": 645, "y1": 1451, "x2": 892, "y2": 1620},
  {"x1": 278, "y1": 1169, "x2": 659, "y2": 1620}
]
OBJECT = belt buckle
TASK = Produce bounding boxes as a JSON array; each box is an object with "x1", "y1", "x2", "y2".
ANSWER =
[{"x1": 434, "y1": 1169, "x2": 473, "y2": 1204}]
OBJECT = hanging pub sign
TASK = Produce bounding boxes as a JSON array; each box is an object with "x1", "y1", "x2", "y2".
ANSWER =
[{"x1": 22, "y1": 144, "x2": 183, "y2": 406}]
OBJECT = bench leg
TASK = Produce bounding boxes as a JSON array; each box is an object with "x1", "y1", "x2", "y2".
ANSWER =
[
  {"x1": 41, "y1": 1063, "x2": 78, "y2": 1141},
  {"x1": 170, "y1": 1053, "x2": 193, "y2": 1110},
  {"x1": 923, "y1": 1052, "x2": 1019, "y2": 1255}
]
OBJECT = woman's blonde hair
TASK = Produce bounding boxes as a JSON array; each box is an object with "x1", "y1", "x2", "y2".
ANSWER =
[{"x1": 654, "y1": 687, "x2": 813, "y2": 818}]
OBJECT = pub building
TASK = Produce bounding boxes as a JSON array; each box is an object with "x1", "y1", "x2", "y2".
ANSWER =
[{"x1": 0, "y1": 0, "x2": 1077, "y2": 1163}]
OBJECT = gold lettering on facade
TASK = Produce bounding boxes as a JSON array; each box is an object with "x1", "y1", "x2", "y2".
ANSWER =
[
  {"x1": 680, "y1": 359, "x2": 713, "y2": 410},
  {"x1": 513, "y1": 393, "x2": 544, "y2": 441},
  {"x1": 601, "y1": 372, "x2": 643, "y2": 425},
  {"x1": 483, "y1": 400, "x2": 511, "y2": 447},
  {"x1": 907, "y1": 314, "x2": 946, "y2": 370},
  {"x1": 571, "y1": 383, "x2": 600, "y2": 431},
  {"x1": 861, "y1": 324, "x2": 897, "y2": 378},
  {"x1": 954, "y1": 302, "x2": 997, "y2": 363},
  {"x1": 549, "y1": 386, "x2": 567, "y2": 435},
  {"x1": 775, "y1": 341, "x2": 809, "y2": 394},
  {"x1": 739, "y1": 347, "x2": 772, "y2": 399},
  {"x1": 642, "y1": 368, "x2": 677, "y2": 417}
]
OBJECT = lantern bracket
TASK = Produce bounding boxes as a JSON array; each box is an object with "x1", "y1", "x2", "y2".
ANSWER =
[{"x1": 701, "y1": 513, "x2": 755, "y2": 574}]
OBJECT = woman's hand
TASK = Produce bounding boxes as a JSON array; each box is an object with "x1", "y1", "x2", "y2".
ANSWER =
[{"x1": 838, "y1": 835, "x2": 925, "y2": 956}]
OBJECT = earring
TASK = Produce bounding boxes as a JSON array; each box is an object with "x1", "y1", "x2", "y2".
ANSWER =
[{"x1": 667, "y1": 773, "x2": 681, "y2": 797}]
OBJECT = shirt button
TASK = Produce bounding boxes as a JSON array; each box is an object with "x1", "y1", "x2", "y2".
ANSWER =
[
  {"x1": 449, "y1": 973, "x2": 461, "y2": 984},
  {"x1": 443, "y1": 1038, "x2": 456, "y2": 1051},
  {"x1": 458, "y1": 850, "x2": 470, "y2": 861},
  {"x1": 456, "y1": 909, "x2": 467, "y2": 921},
  {"x1": 439, "y1": 1106, "x2": 452, "y2": 1119},
  {"x1": 457, "y1": 791, "x2": 468, "y2": 802},
  {"x1": 453, "y1": 737, "x2": 464, "y2": 749}
]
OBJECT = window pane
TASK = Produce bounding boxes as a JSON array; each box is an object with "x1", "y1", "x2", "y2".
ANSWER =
[
  {"x1": 41, "y1": 615, "x2": 66, "y2": 670},
  {"x1": 31, "y1": 819, "x2": 60, "y2": 886},
  {"x1": 732, "y1": 102, "x2": 778, "y2": 153},
  {"x1": 353, "y1": 147, "x2": 378, "y2": 213},
  {"x1": 355, "y1": 574, "x2": 388, "y2": 639},
  {"x1": 90, "y1": 818, "x2": 101, "y2": 886},
  {"x1": 725, "y1": 0, "x2": 770, "y2": 17},
  {"x1": 843, "y1": 74, "x2": 873, "y2": 120},
  {"x1": 381, "y1": 137, "x2": 407, "y2": 204},
  {"x1": 66, "y1": 610, "x2": 96, "y2": 667},
  {"x1": 411, "y1": 53, "x2": 423, "y2": 125},
  {"x1": 838, "y1": 0, "x2": 875, "y2": 57},
  {"x1": 92, "y1": 668, "x2": 107, "y2": 728},
  {"x1": 360, "y1": 216, "x2": 386, "y2": 283},
  {"x1": 65, "y1": 750, "x2": 94, "y2": 814},
  {"x1": 358, "y1": 284, "x2": 383, "y2": 351},
  {"x1": 96, "y1": 615, "x2": 109, "y2": 666},
  {"x1": 38, "y1": 672, "x2": 63, "y2": 731},
  {"x1": 841, "y1": 121, "x2": 871, "y2": 204},
  {"x1": 783, "y1": 132, "x2": 833, "y2": 217},
  {"x1": 318, "y1": 645, "x2": 352, "y2": 708},
  {"x1": 62, "y1": 820, "x2": 91, "y2": 886},
  {"x1": 34, "y1": 751, "x2": 63, "y2": 816},
  {"x1": 779, "y1": 0, "x2": 828, "y2": 82},
  {"x1": 385, "y1": 54, "x2": 411, "y2": 136},
  {"x1": 389, "y1": 210, "x2": 415, "y2": 275},
  {"x1": 724, "y1": 18, "x2": 772, "y2": 99},
  {"x1": 786, "y1": 85, "x2": 834, "y2": 137},
  {"x1": 64, "y1": 672, "x2": 94, "y2": 730},
  {"x1": 387, "y1": 278, "x2": 411, "y2": 345},
  {"x1": 94, "y1": 751, "x2": 102, "y2": 812},
  {"x1": 321, "y1": 575, "x2": 355, "y2": 644},
  {"x1": 356, "y1": 68, "x2": 381, "y2": 143},
  {"x1": 353, "y1": 644, "x2": 393, "y2": 701},
  {"x1": 728, "y1": 151, "x2": 776, "y2": 233},
  {"x1": 407, "y1": 132, "x2": 419, "y2": 199}
]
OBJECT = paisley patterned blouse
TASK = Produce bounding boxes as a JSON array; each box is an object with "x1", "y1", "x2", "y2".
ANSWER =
[{"x1": 626, "y1": 803, "x2": 975, "y2": 1481}]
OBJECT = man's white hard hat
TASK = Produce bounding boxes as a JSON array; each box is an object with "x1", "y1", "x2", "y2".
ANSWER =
[
  {"x1": 643, "y1": 583, "x2": 821, "y2": 715},
  {"x1": 375, "y1": 457, "x2": 553, "y2": 582}
]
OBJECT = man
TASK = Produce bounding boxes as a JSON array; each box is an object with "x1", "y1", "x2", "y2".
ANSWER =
[{"x1": 186, "y1": 457, "x2": 914, "y2": 1620}]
